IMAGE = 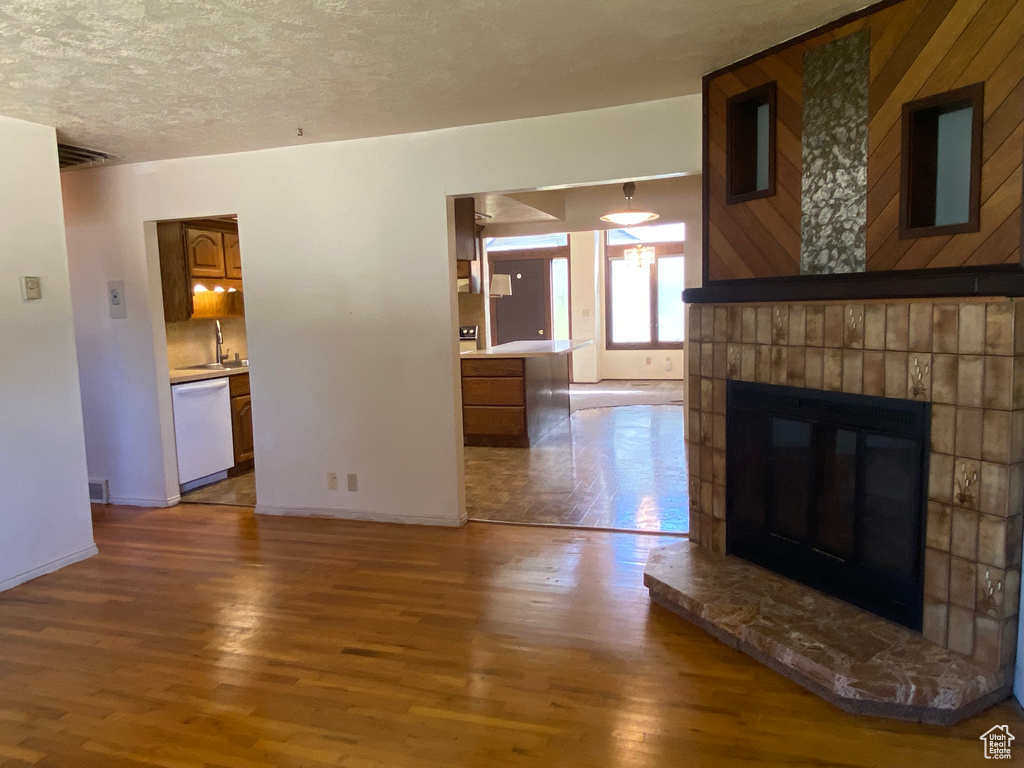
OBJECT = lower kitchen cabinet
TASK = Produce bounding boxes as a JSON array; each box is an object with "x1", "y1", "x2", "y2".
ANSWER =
[{"x1": 229, "y1": 373, "x2": 254, "y2": 470}]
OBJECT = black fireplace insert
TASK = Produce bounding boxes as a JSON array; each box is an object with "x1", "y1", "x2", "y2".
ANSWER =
[{"x1": 726, "y1": 381, "x2": 930, "y2": 630}]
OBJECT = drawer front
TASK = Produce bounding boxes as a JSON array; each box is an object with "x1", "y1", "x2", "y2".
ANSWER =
[
  {"x1": 463, "y1": 406, "x2": 526, "y2": 436},
  {"x1": 461, "y1": 358, "x2": 524, "y2": 378},
  {"x1": 462, "y1": 377, "x2": 524, "y2": 407},
  {"x1": 229, "y1": 373, "x2": 250, "y2": 397}
]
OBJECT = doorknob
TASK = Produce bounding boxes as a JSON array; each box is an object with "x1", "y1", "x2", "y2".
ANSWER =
[{"x1": 538, "y1": 330, "x2": 544, "y2": 335}]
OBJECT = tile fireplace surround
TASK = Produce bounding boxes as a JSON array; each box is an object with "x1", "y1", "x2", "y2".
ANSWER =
[{"x1": 686, "y1": 298, "x2": 1024, "y2": 674}]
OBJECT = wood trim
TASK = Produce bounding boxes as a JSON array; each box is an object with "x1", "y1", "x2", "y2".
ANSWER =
[
  {"x1": 487, "y1": 246, "x2": 571, "y2": 261},
  {"x1": 725, "y1": 82, "x2": 777, "y2": 204},
  {"x1": 683, "y1": 263, "x2": 1024, "y2": 303},
  {"x1": 899, "y1": 82, "x2": 985, "y2": 239}
]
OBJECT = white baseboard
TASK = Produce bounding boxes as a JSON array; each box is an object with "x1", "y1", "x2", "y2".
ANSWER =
[
  {"x1": 256, "y1": 504, "x2": 465, "y2": 527},
  {"x1": 0, "y1": 544, "x2": 99, "y2": 593},
  {"x1": 107, "y1": 495, "x2": 180, "y2": 508}
]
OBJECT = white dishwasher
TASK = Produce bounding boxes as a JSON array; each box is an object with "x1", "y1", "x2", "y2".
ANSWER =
[{"x1": 171, "y1": 378, "x2": 235, "y2": 486}]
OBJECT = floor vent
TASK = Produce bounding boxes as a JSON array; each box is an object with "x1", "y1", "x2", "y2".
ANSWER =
[
  {"x1": 88, "y1": 479, "x2": 110, "y2": 504},
  {"x1": 58, "y1": 143, "x2": 114, "y2": 170}
]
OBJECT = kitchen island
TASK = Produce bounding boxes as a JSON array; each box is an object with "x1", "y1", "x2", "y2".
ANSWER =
[{"x1": 460, "y1": 340, "x2": 591, "y2": 447}]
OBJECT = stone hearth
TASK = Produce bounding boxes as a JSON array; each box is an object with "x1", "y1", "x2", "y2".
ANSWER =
[
  {"x1": 645, "y1": 541, "x2": 1011, "y2": 725},
  {"x1": 686, "y1": 298, "x2": 1024, "y2": 674}
]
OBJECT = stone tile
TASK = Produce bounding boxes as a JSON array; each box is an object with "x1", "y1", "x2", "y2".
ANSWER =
[
  {"x1": 908, "y1": 353, "x2": 931, "y2": 400},
  {"x1": 976, "y1": 565, "x2": 1012, "y2": 620},
  {"x1": 741, "y1": 307, "x2": 756, "y2": 343},
  {"x1": 1009, "y1": 513, "x2": 1024, "y2": 565},
  {"x1": 756, "y1": 306, "x2": 772, "y2": 345},
  {"x1": 712, "y1": 378, "x2": 727, "y2": 416},
  {"x1": 933, "y1": 304, "x2": 959, "y2": 354},
  {"x1": 929, "y1": 453, "x2": 954, "y2": 504},
  {"x1": 726, "y1": 344, "x2": 740, "y2": 380},
  {"x1": 954, "y1": 408, "x2": 983, "y2": 460},
  {"x1": 978, "y1": 514, "x2": 1008, "y2": 568},
  {"x1": 805, "y1": 306, "x2": 825, "y2": 346},
  {"x1": 863, "y1": 304, "x2": 886, "y2": 350},
  {"x1": 771, "y1": 346, "x2": 788, "y2": 385},
  {"x1": 986, "y1": 302, "x2": 1015, "y2": 356},
  {"x1": 700, "y1": 342, "x2": 713, "y2": 377},
  {"x1": 805, "y1": 347, "x2": 825, "y2": 390},
  {"x1": 842, "y1": 350, "x2": 863, "y2": 394},
  {"x1": 824, "y1": 348, "x2": 843, "y2": 391},
  {"x1": 956, "y1": 356, "x2": 983, "y2": 408},
  {"x1": 687, "y1": 341, "x2": 701, "y2": 375},
  {"x1": 824, "y1": 305, "x2": 844, "y2": 347},
  {"x1": 982, "y1": 409, "x2": 1012, "y2": 464},
  {"x1": 712, "y1": 449, "x2": 726, "y2": 486},
  {"x1": 922, "y1": 597, "x2": 948, "y2": 646},
  {"x1": 980, "y1": 462, "x2": 1009, "y2": 517},
  {"x1": 983, "y1": 356, "x2": 1013, "y2": 410},
  {"x1": 926, "y1": 502, "x2": 951, "y2": 552},
  {"x1": 699, "y1": 306, "x2": 714, "y2": 342},
  {"x1": 908, "y1": 302, "x2": 933, "y2": 352},
  {"x1": 789, "y1": 305, "x2": 806, "y2": 347},
  {"x1": 688, "y1": 305, "x2": 702, "y2": 342},
  {"x1": 727, "y1": 305, "x2": 742, "y2": 343},
  {"x1": 1002, "y1": 617, "x2": 1019, "y2": 667},
  {"x1": 844, "y1": 304, "x2": 864, "y2": 348},
  {"x1": 948, "y1": 556, "x2": 976, "y2": 610},
  {"x1": 712, "y1": 484, "x2": 726, "y2": 520},
  {"x1": 713, "y1": 343, "x2": 727, "y2": 379},
  {"x1": 755, "y1": 345, "x2": 771, "y2": 383},
  {"x1": 863, "y1": 351, "x2": 885, "y2": 396},
  {"x1": 740, "y1": 344, "x2": 755, "y2": 381},
  {"x1": 1015, "y1": 357, "x2": 1024, "y2": 409},
  {"x1": 931, "y1": 404, "x2": 956, "y2": 455},
  {"x1": 954, "y1": 458, "x2": 981, "y2": 509},
  {"x1": 958, "y1": 303, "x2": 986, "y2": 355},
  {"x1": 1012, "y1": 412, "x2": 1024, "y2": 464},
  {"x1": 974, "y1": 615, "x2": 1001, "y2": 669},
  {"x1": 713, "y1": 414, "x2": 726, "y2": 450},
  {"x1": 772, "y1": 305, "x2": 789, "y2": 346},
  {"x1": 787, "y1": 347, "x2": 806, "y2": 388},
  {"x1": 950, "y1": 508, "x2": 978, "y2": 560},
  {"x1": 700, "y1": 378, "x2": 712, "y2": 412},
  {"x1": 180, "y1": 469, "x2": 257, "y2": 506},
  {"x1": 924, "y1": 549, "x2": 950, "y2": 601},
  {"x1": 713, "y1": 306, "x2": 728, "y2": 342},
  {"x1": 884, "y1": 351, "x2": 908, "y2": 399},
  {"x1": 931, "y1": 354, "x2": 957, "y2": 404},
  {"x1": 885, "y1": 304, "x2": 909, "y2": 351},
  {"x1": 947, "y1": 604, "x2": 975, "y2": 656}
]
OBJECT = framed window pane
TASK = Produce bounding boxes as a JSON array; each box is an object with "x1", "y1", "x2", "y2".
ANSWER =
[
  {"x1": 551, "y1": 257, "x2": 570, "y2": 340},
  {"x1": 609, "y1": 260, "x2": 651, "y2": 344},
  {"x1": 657, "y1": 256, "x2": 686, "y2": 343},
  {"x1": 485, "y1": 233, "x2": 568, "y2": 251},
  {"x1": 606, "y1": 223, "x2": 686, "y2": 245}
]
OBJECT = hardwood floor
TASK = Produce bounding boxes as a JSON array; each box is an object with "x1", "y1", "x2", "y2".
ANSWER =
[{"x1": 0, "y1": 504, "x2": 1019, "y2": 767}]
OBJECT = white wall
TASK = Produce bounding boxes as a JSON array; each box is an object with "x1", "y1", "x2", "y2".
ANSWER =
[
  {"x1": 0, "y1": 115, "x2": 96, "y2": 590},
  {"x1": 62, "y1": 94, "x2": 702, "y2": 525}
]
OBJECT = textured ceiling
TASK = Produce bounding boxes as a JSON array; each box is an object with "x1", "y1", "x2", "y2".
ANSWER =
[{"x1": 0, "y1": 0, "x2": 869, "y2": 163}]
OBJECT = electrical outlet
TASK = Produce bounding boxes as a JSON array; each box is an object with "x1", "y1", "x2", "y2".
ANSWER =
[
  {"x1": 20, "y1": 276, "x2": 42, "y2": 301},
  {"x1": 108, "y1": 280, "x2": 127, "y2": 319},
  {"x1": 327, "y1": 472, "x2": 338, "y2": 491},
  {"x1": 664, "y1": 358, "x2": 672, "y2": 371},
  {"x1": 347, "y1": 473, "x2": 358, "y2": 492},
  {"x1": 646, "y1": 356, "x2": 652, "y2": 364}
]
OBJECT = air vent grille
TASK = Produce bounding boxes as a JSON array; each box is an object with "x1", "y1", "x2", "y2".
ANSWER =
[
  {"x1": 88, "y1": 479, "x2": 110, "y2": 504},
  {"x1": 58, "y1": 143, "x2": 113, "y2": 170}
]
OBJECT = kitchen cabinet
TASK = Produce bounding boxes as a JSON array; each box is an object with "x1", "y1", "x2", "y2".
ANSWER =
[
  {"x1": 186, "y1": 228, "x2": 227, "y2": 278},
  {"x1": 229, "y1": 373, "x2": 254, "y2": 470},
  {"x1": 158, "y1": 219, "x2": 244, "y2": 322},
  {"x1": 453, "y1": 197, "x2": 483, "y2": 294}
]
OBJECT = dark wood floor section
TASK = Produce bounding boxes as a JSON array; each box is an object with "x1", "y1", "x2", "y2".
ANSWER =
[{"x1": 0, "y1": 504, "x2": 1019, "y2": 767}]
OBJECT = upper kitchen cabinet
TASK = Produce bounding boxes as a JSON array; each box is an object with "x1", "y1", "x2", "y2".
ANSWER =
[
  {"x1": 453, "y1": 197, "x2": 477, "y2": 262},
  {"x1": 158, "y1": 219, "x2": 245, "y2": 322}
]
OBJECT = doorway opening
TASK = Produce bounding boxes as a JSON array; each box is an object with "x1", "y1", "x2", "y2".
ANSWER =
[
  {"x1": 451, "y1": 177, "x2": 697, "y2": 535},
  {"x1": 154, "y1": 215, "x2": 257, "y2": 508}
]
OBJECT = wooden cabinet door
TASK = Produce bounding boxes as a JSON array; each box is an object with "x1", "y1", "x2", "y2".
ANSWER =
[
  {"x1": 224, "y1": 232, "x2": 243, "y2": 279},
  {"x1": 186, "y1": 228, "x2": 226, "y2": 278},
  {"x1": 231, "y1": 395, "x2": 255, "y2": 464}
]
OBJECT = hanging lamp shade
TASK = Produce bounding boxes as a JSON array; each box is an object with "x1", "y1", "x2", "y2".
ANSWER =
[{"x1": 600, "y1": 181, "x2": 659, "y2": 226}]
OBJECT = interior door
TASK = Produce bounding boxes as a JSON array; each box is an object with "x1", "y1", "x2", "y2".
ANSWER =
[{"x1": 492, "y1": 259, "x2": 550, "y2": 345}]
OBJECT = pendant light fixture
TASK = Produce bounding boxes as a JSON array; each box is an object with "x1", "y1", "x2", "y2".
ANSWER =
[{"x1": 600, "y1": 181, "x2": 659, "y2": 227}]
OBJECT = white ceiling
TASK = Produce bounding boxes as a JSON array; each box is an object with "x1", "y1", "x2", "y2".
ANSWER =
[{"x1": 0, "y1": 0, "x2": 868, "y2": 164}]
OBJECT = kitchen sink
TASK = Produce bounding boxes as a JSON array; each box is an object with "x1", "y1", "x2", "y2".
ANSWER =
[{"x1": 185, "y1": 360, "x2": 249, "y2": 370}]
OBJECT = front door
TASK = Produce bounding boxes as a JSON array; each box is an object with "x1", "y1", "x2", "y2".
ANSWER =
[{"x1": 492, "y1": 259, "x2": 549, "y2": 345}]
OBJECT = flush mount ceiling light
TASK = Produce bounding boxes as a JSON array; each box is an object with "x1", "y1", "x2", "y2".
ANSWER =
[
  {"x1": 625, "y1": 245, "x2": 656, "y2": 269},
  {"x1": 600, "y1": 181, "x2": 659, "y2": 226}
]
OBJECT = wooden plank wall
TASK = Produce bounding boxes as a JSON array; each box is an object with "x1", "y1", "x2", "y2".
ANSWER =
[{"x1": 705, "y1": 0, "x2": 1024, "y2": 283}]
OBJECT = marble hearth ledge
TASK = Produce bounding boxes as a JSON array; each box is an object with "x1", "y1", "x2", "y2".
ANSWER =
[{"x1": 644, "y1": 542, "x2": 1011, "y2": 725}]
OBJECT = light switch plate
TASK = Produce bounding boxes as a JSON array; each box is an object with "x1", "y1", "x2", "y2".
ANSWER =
[
  {"x1": 108, "y1": 280, "x2": 127, "y2": 319},
  {"x1": 20, "y1": 276, "x2": 42, "y2": 301}
]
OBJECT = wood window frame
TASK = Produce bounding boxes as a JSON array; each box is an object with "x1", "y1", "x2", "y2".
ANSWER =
[
  {"x1": 604, "y1": 239, "x2": 685, "y2": 350},
  {"x1": 899, "y1": 82, "x2": 984, "y2": 239},
  {"x1": 725, "y1": 82, "x2": 777, "y2": 204}
]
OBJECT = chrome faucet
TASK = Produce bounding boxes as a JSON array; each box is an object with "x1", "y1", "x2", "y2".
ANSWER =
[{"x1": 215, "y1": 319, "x2": 225, "y2": 364}]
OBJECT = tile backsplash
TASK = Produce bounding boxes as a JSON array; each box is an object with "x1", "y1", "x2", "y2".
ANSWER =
[{"x1": 166, "y1": 318, "x2": 248, "y2": 370}]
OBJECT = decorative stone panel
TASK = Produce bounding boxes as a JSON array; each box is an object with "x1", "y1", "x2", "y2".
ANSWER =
[{"x1": 687, "y1": 298, "x2": 1024, "y2": 672}]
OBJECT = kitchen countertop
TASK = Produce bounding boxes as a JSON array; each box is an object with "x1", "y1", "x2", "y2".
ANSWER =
[
  {"x1": 460, "y1": 340, "x2": 592, "y2": 359},
  {"x1": 169, "y1": 366, "x2": 251, "y2": 385}
]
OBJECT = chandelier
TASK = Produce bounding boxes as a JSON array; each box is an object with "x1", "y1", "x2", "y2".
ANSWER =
[{"x1": 624, "y1": 245, "x2": 655, "y2": 269}]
